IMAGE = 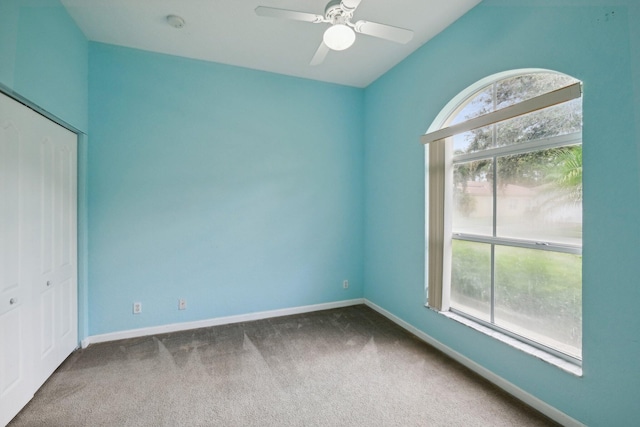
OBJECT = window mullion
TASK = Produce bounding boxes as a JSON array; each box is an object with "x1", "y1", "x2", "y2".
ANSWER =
[
  {"x1": 490, "y1": 244, "x2": 495, "y2": 324},
  {"x1": 453, "y1": 131, "x2": 582, "y2": 164},
  {"x1": 491, "y1": 117, "x2": 497, "y2": 322},
  {"x1": 452, "y1": 234, "x2": 582, "y2": 255},
  {"x1": 492, "y1": 156, "x2": 497, "y2": 238}
]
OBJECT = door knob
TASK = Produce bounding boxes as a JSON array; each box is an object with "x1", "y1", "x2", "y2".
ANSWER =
[
  {"x1": 46, "y1": 280, "x2": 51, "y2": 287},
  {"x1": 9, "y1": 298, "x2": 16, "y2": 305}
]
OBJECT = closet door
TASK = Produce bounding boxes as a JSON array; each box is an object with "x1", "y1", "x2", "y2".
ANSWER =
[
  {"x1": 0, "y1": 94, "x2": 38, "y2": 427},
  {"x1": 35, "y1": 117, "x2": 78, "y2": 388},
  {"x1": 0, "y1": 91, "x2": 78, "y2": 425}
]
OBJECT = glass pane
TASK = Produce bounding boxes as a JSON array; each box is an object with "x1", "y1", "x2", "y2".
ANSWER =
[
  {"x1": 451, "y1": 240, "x2": 491, "y2": 322},
  {"x1": 453, "y1": 160, "x2": 493, "y2": 236},
  {"x1": 495, "y1": 98, "x2": 582, "y2": 147},
  {"x1": 494, "y1": 73, "x2": 579, "y2": 109},
  {"x1": 449, "y1": 86, "x2": 493, "y2": 125},
  {"x1": 496, "y1": 146, "x2": 582, "y2": 246},
  {"x1": 494, "y1": 246, "x2": 582, "y2": 358},
  {"x1": 452, "y1": 124, "x2": 494, "y2": 154}
]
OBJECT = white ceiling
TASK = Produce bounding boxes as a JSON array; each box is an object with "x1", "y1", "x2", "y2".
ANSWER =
[{"x1": 61, "y1": 0, "x2": 481, "y2": 88}]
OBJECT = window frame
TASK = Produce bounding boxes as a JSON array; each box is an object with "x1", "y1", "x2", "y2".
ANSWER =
[{"x1": 423, "y1": 72, "x2": 583, "y2": 364}]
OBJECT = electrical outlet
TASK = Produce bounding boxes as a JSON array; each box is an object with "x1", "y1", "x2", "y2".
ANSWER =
[
  {"x1": 343, "y1": 280, "x2": 349, "y2": 289},
  {"x1": 178, "y1": 298, "x2": 187, "y2": 310},
  {"x1": 133, "y1": 302, "x2": 142, "y2": 314}
]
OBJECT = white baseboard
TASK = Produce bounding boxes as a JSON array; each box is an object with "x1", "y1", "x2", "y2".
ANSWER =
[
  {"x1": 363, "y1": 299, "x2": 584, "y2": 427},
  {"x1": 81, "y1": 298, "x2": 364, "y2": 348}
]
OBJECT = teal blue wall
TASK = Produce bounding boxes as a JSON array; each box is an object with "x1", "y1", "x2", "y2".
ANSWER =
[
  {"x1": 0, "y1": 0, "x2": 88, "y2": 131},
  {"x1": 87, "y1": 43, "x2": 364, "y2": 335},
  {"x1": 0, "y1": 0, "x2": 89, "y2": 342},
  {"x1": 363, "y1": 0, "x2": 640, "y2": 424}
]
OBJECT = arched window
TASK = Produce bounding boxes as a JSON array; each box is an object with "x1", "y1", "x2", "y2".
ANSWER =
[{"x1": 423, "y1": 71, "x2": 583, "y2": 362}]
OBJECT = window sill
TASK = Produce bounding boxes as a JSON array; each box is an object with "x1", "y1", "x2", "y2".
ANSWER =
[{"x1": 441, "y1": 311, "x2": 583, "y2": 377}]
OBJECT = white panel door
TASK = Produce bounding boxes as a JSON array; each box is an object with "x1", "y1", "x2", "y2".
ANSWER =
[
  {"x1": 0, "y1": 95, "x2": 38, "y2": 427},
  {"x1": 34, "y1": 119, "x2": 77, "y2": 389},
  {"x1": 0, "y1": 91, "x2": 78, "y2": 425}
]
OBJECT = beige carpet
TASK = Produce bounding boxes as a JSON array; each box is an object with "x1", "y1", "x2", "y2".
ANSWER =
[{"x1": 9, "y1": 305, "x2": 559, "y2": 426}]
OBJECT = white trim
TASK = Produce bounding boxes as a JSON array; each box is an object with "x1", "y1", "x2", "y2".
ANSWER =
[
  {"x1": 0, "y1": 82, "x2": 84, "y2": 135},
  {"x1": 421, "y1": 82, "x2": 581, "y2": 145},
  {"x1": 453, "y1": 233, "x2": 582, "y2": 255},
  {"x1": 363, "y1": 299, "x2": 585, "y2": 427},
  {"x1": 81, "y1": 299, "x2": 364, "y2": 348},
  {"x1": 442, "y1": 310, "x2": 582, "y2": 373},
  {"x1": 453, "y1": 131, "x2": 582, "y2": 163}
]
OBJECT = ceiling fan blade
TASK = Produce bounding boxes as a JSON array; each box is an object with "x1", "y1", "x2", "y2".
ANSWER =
[
  {"x1": 340, "y1": 0, "x2": 363, "y2": 11},
  {"x1": 354, "y1": 20, "x2": 414, "y2": 44},
  {"x1": 255, "y1": 6, "x2": 323, "y2": 23},
  {"x1": 310, "y1": 42, "x2": 330, "y2": 66}
]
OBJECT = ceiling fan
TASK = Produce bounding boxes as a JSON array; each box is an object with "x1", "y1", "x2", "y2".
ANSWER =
[{"x1": 255, "y1": 0, "x2": 414, "y2": 66}]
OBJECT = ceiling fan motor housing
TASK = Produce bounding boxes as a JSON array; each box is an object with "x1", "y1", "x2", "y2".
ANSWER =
[{"x1": 325, "y1": 0, "x2": 354, "y2": 25}]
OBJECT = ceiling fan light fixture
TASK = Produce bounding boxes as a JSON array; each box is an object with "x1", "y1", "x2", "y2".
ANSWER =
[{"x1": 323, "y1": 24, "x2": 355, "y2": 51}]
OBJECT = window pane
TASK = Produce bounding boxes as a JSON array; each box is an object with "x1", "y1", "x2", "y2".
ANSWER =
[
  {"x1": 494, "y1": 245, "x2": 582, "y2": 359},
  {"x1": 452, "y1": 124, "x2": 494, "y2": 154},
  {"x1": 496, "y1": 147, "x2": 582, "y2": 246},
  {"x1": 449, "y1": 86, "x2": 493, "y2": 125},
  {"x1": 453, "y1": 160, "x2": 493, "y2": 236},
  {"x1": 451, "y1": 240, "x2": 491, "y2": 322},
  {"x1": 495, "y1": 73, "x2": 579, "y2": 110},
  {"x1": 495, "y1": 98, "x2": 582, "y2": 147}
]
